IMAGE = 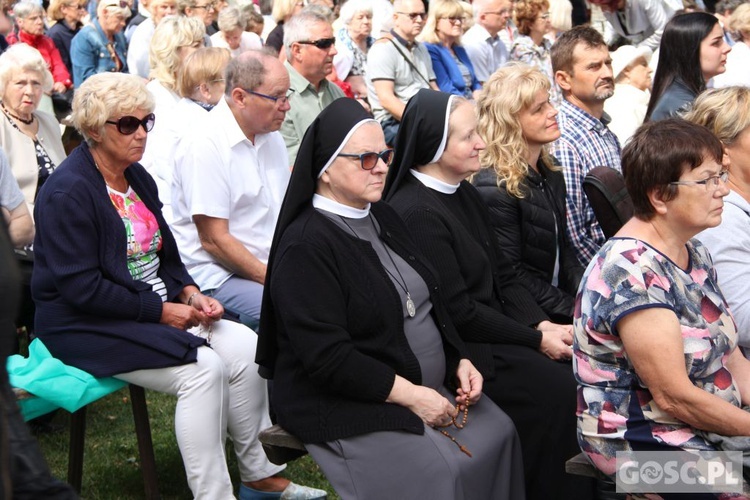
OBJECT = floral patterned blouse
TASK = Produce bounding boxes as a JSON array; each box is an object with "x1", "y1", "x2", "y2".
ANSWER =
[
  {"x1": 510, "y1": 35, "x2": 561, "y2": 107},
  {"x1": 336, "y1": 26, "x2": 374, "y2": 78},
  {"x1": 108, "y1": 185, "x2": 166, "y2": 301},
  {"x1": 574, "y1": 237, "x2": 740, "y2": 477}
]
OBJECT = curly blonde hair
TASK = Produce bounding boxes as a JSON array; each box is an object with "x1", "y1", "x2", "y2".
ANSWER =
[
  {"x1": 476, "y1": 62, "x2": 557, "y2": 198},
  {"x1": 71, "y1": 72, "x2": 155, "y2": 145}
]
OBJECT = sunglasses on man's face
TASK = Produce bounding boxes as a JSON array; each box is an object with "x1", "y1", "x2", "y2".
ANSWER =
[
  {"x1": 105, "y1": 113, "x2": 155, "y2": 135},
  {"x1": 297, "y1": 37, "x2": 336, "y2": 49}
]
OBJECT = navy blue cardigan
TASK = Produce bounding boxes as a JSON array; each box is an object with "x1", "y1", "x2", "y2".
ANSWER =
[{"x1": 31, "y1": 143, "x2": 204, "y2": 377}]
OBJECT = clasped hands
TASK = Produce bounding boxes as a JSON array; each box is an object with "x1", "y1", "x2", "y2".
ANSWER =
[
  {"x1": 538, "y1": 320, "x2": 574, "y2": 361},
  {"x1": 159, "y1": 293, "x2": 224, "y2": 331}
]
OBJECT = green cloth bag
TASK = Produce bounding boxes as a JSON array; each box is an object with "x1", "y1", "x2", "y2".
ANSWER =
[{"x1": 7, "y1": 339, "x2": 127, "y2": 421}]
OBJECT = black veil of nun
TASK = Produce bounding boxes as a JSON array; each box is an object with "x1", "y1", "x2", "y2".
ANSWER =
[
  {"x1": 383, "y1": 89, "x2": 457, "y2": 200},
  {"x1": 256, "y1": 98, "x2": 375, "y2": 379}
]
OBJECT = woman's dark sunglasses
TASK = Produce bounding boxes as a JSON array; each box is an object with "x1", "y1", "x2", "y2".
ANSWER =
[
  {"x1": 105, "y1": 113, "x2": 156, "y2": 135},
  {"x1": 297, "y1": 37, "x2": 336, "y2": 50},
  {"x1": 337, "y1": 149, "x2": 394, "y2": 170}
]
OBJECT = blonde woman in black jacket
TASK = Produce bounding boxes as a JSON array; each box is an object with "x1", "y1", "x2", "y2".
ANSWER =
[{"x1": 473, "y1": 63, "x2": 583, "y2": 323}]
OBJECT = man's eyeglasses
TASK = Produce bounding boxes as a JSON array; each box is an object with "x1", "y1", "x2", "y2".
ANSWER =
[
  {"x1": 244, "y1": 88, "x2": 295, "y2": 105},
  {"x1": 669, "y1": 170, "x2": 729, "y2": 191},
  {"x1": 337, "y1": 149, "x2": 394, "y2": 170},
  {"x1": 296, "y1": 37, "x2": 336, "y2": 50},
  {"x1": 105, "y1": 113, "x2": 156, "y2": 135},
  {"x1": 396, "y1": 11, "x2": 426, "y2": 20}
]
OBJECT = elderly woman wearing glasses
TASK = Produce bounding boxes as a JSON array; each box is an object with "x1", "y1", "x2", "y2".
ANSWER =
[
  {"x1": 573, "y1": 118, "x2": 750, "y2": 485},
  {"x1": 69, "y1": 0, "x2": 130, "y2": 87},
  {"x1": 47, "y1": 0, "x2": 88, "y2": 78},
  {"x1": 257, "y1": 96, "x2": 523, "y2": 500},
  {"x1": 419, "y1": 0, "x2": 481, "y2": 99},
  {"x1": 510, "y1": 0, "x2": 560, "y2": 105},
  {"x1": 31, "y1": 72, "x2": 327, "y2": 500}
]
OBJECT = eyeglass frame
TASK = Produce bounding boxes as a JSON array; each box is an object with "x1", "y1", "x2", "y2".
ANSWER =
[
  {"x1": 192, "y1": 2, "x2": 216, "y2": 10},
  {"x1": 337, "y1": 149, "x2": 394, "y2": 170},
  {"x1": 668, "y1": 170, "x2": 729, "y2": 191},
  {"x1": 104, "y1": 113, "x2": 156, "y2": 135},
  {"x1": 396, "y1": 11, "x2": 426, "y2": 20},
  {"x1": 295, "y1": 37, "x2": 337, "y2": 50},
  {"x1": 243, "y1": 88, "x2": 295, "y2": 105}
]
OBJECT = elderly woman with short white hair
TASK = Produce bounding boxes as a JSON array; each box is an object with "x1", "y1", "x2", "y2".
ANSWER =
[
  {"x1": 603, "y1": 44, "x2": 652, "y2": 145},
  {"x1": 69, "y1": 0, "x2": 130, "y2": 87},
  {"x1": 7, "y1": 0, "x2": 72, "y2": 95},
  {"x1": 32, "y1": 71, "x2": 327, "y2": 500},
  {"x1": 332, "y1": 0, "x2": 373, "y2": 100},
  {"x1": 0, "y1": 44, "x2": 66, "y2": 215},
  {"x1": 210, "y1": 6, "x2": 262, "y2": 57}
]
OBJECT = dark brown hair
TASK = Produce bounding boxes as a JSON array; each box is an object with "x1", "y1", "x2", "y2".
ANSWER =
[
  {"x1": 550, "y1": 25, "x2": 607, "y2": 74},
  {"x1": 622, "y1": 118, "x2": 723, "y2": 220}
]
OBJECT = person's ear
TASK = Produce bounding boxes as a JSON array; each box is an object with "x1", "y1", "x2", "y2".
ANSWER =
[
  {"x1": 88, "y1": 126, "x2": 103, "y2": 143},
  {"x1": 647, "y1": 186, "x2": 669, "y2": 216},
  {"x1": 290, "y1": 41, "x2": 303, "y2": 62},
  {"x1": 555, "y1": 69, "x2": 572, "y2": 91},
  {"x1": 198, "y1": 82, "x2": 211, "y2": 102},
  {"x1": 230, "y1": 87, "x2": 246, "y2": 107}
]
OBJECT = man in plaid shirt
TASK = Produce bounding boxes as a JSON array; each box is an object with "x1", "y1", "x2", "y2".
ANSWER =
[{"x1": 550, "y1": 26, "x2": 621, "y2": 266}]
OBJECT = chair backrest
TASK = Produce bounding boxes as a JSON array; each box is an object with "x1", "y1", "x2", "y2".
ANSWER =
[{"x1": 582, "y1": 166, "x2": 634, "y2": 239}]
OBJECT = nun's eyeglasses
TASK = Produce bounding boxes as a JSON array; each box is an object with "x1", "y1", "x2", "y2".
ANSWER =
[{"x1": 337, "y1": 149, "x2": 394, "y2": 170}]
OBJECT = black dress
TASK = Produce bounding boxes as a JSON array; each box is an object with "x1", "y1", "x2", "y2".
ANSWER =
[{"x1": 387, "y1": 173, "x2": 594, "y2": 500}]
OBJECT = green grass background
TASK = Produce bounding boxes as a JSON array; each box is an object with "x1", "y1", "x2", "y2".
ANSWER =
[{"x1": 33, "y1": 389, "x2": 340, "y2": 499}]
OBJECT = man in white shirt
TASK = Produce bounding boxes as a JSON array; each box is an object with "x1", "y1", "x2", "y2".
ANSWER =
[
  {"x1": 171, "y1": 50, "x2": 292, "y2": 330},
  {"x1": 462, "y1": 0, "x2": 511, "y2": 84}
]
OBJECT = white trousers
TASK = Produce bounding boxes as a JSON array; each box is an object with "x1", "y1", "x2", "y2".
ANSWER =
[{"x1": 114, "y1": 320, "x2": 284, "y2": 499}]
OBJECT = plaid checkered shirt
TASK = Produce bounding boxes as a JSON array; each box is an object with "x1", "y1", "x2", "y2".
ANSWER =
[{"x1": 550, "y1": 99, "x2": 622, "y2": 267}]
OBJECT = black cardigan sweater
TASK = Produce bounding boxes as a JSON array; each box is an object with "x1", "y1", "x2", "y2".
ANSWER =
[
  {"x1": 472, "y1": 163, "x2": 584, "y2": 321},
  {"x1": 387, "y1": 175, "x2": 549, "y2": 378},
  {"x1": 267, "y1": 202, "x2": 467, "y2": 444}
]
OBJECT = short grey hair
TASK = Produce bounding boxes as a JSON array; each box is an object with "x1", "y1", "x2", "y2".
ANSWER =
[
  {"x1": 224, "y1": 48, "x2": 276, "y2": 97},
  {"x1": 283, "y1": 7, "x2": 332, "y2": 59},
  {"x1": 0, "y1": 44, "x2": 53, "y2": 96},
  {"x1": 218, "y1": 6, "x2": 246, "y2": 32},
  {"x1": 12, "y1": 0, "x2": 44, "y2": 19},
  {"x1": 71, "y1": 73, "x2": 155, "y2": 146},
  {"x1": 339, "y1": 0, "x2": 372, "y2": 26}
]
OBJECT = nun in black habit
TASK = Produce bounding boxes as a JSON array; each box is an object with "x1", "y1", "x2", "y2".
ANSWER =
[
  {"x1": 383, "y1": 89, "x2": 596, "y2": 500},
  {"x1": 256, "y1": 97, "x2": 525, "y2": 500}
]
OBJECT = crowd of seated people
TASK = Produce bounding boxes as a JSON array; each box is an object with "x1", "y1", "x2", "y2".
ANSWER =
[{"x1": 4, "y1": 0, "x2": 750, "y2": 497}]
